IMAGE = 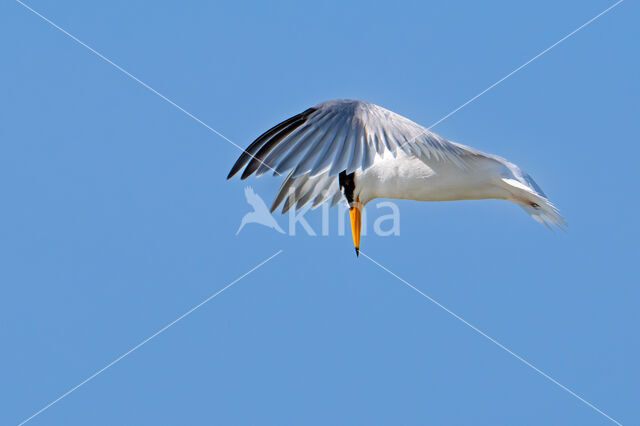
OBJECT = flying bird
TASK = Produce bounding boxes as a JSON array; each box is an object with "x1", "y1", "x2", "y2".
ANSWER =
[
  {"x1": 236, "y1": 186, "x2": 285, "y2": 235},
  {"x1": 228, "y1": 99, "x2": 565, "y2": 255}
]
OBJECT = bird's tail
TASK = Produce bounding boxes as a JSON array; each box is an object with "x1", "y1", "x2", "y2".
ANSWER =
[
  {"x1": 518, "y1": 196, "x2": 566, "y2": 230},
  {"x1": 501, "y1": 177, "x2": 567, "y2": 230}
]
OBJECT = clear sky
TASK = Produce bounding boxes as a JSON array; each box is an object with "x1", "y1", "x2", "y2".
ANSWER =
[{"x1": 1, "y1": 0, "x2": 638, "y2": 425}]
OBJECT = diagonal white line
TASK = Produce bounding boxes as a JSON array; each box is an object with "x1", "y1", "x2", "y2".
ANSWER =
[
  {"x1": 16, "y1": 0, "x2": 624, "y2": 178},
  {"x1": 401, "y1": 0, "x2": 624, "y2": 149},
  {"x1": 17, "y1": 249, "x2": 283, "y2": 426},
  {"x1": 14, "y1": 0, "x2": 281, "y2": 176},
  {"x1": 360, "y1": 251, "x2": 622, "y2": 426}
]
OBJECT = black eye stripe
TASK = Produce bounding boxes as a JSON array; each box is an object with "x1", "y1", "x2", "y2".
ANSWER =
[{"x1": 339, "y1": 171, "x2": 356, "y2": 205}]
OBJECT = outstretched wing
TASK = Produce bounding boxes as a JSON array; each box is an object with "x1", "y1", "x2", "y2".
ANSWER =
[
  {"x1": 228, "y1": 99, "x2": 466, "y2": 180},
  {"x1": 228, "y1": 99, "x2": 468, "y2": 213}
]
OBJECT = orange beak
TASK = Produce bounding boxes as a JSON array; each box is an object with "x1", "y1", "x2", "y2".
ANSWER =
[{"x1": 349, "y1": 200, "x2": 362, "y2": 257}]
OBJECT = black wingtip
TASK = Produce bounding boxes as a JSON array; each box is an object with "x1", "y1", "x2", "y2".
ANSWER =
[
  {"x1": 226, "y1": 107, "x2": 318, "y2": 182},
  {"x1": 355, "y1": 247, "x2": 359, "y2": 257},
  {"x1": 227, "y1": 159, "x2": 245, "y2": 180}
]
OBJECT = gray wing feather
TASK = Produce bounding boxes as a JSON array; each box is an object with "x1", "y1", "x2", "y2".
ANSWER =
[
  {"x1": 329, "y1": 115, "x2": 355, "y2": 176},
  {"x1": 291, "y1": 116, "x2": 339, "y2": 178},
  {"x1": 309, "y1": 115, "x2": 348, "y2": 176},
  {"x1": 347, "y1": 122, "x2": 364, "y2": 174},
  {"x1": 273, "y1": 113, "x2": 335, "y2": 175},
  {"x1": 232, "y1": 99, "x2": 469, "y2": 213}
]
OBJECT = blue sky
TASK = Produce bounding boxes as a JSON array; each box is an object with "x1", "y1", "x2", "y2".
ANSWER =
[{"x1": 1, "y1": 0, "x2": 638, "y2": 424}]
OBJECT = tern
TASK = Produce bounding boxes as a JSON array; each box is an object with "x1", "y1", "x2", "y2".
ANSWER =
[{"x1": 228, "y1": 100, "x2": 565, "y2": 255}]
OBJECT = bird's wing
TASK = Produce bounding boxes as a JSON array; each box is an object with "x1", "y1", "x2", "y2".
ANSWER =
[
  {"x1": 229, "y1": 99, "x2": 473, "y2": 213},
  {"x1": 270, "y1": 170, "x2": 342, "y2": 213},
  {"x1": 227, "y1": 99, "x2": 467, "y2": 181}
]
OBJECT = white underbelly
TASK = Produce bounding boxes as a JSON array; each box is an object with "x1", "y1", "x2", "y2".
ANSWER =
[{"x1": 355, "y1": 151, "x2": 511, "y2": 204}]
